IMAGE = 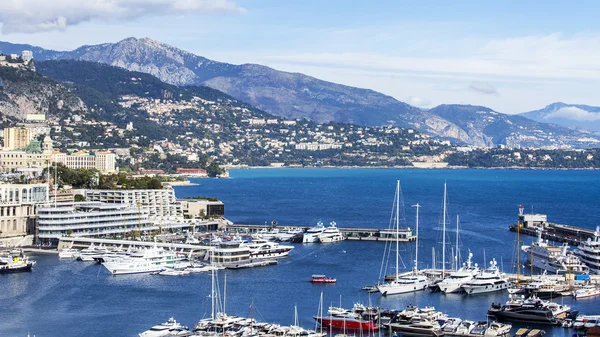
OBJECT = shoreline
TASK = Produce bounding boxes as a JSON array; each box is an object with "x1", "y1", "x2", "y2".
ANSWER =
[{"x1": 224, "y1": 165, "x2": 600, "y2": 171}]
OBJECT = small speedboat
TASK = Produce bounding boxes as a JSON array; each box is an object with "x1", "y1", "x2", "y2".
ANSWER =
[{"x1": 310, "y1": 275, "x2": 336, "y2": 283}]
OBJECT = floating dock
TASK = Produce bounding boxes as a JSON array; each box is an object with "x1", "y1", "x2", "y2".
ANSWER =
[
  {"x1": 509, "y1": 206, "x2": 596, "y2": 245},
  {"x1": 227, "y1": 224, "x2": 416, "y2": 242}
]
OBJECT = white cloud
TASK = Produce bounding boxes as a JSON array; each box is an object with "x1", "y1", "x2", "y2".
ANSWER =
[
  {"x1": 0, "y1": 0, "x2": 245, "y2": 34},
  {"x1": 469, "y1": 81, "x2": 498, "y2": 95},
  {"x1": 259, "y1": 33, "x2": 600, "y2": 82},
  {"x1": 545, "y1": 107, "x2": 600, "y2": 121},
  {"x1": 406, "y1": 96, "x2": 431, "y2": 107}
]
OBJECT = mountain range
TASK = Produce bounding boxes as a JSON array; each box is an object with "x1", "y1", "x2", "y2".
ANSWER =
[
  {"x1": 1, "y1": 38, "x2": 600, "y2": 148},
  {"x1": 520, "y1": 102, "x2": 600, "y2": 132}
]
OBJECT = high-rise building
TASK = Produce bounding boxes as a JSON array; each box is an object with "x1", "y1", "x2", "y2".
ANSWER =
[{"x1": 3, "y1": 127, "x2": 32, "y2": 150}]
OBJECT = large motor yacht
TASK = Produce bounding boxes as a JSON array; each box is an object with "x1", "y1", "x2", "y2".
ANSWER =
[
  {"x1": 461, "y1": 259, "x2": 509, "y2": 295},
  {"x1": 138, "y1": 317, "x2": 188, "y2": 337},
  {"x1": 243, "y1": 238, "x2": 294, "y2": 259},
  {"x1": 303, "y1": 221, "x2": 326, "y2": 243},
  {"x1": 102, "y1": 245, "x2": 184, "y2": 275},
  {"x1": 317, "y1": 221, "x2": 345, "y2": 243},
  {"x1": 437, "y1": 252, "x2": 480, "y2": 294},
  {"x1": 522, "y1": 230, "x2": 589, "y2": 275},
  {"x1": 574, "y1": 226, "x2": 600, "y2": 275}
]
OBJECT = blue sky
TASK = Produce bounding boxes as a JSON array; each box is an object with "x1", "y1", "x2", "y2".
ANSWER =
[{"x1": 1, "y1": 0, "x2": 600, "y2": 114}]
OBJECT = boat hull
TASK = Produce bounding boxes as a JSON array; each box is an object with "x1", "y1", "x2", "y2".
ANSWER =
[
  {"x1": 0, "y1": 263, "x2": 33, "y2": 273},
  {"x1": 487, "y1": 308, "x2": 556, "y2": 325},
  {"x1": 377, "y1": 283, "x2": 429, "y2": 295},
  {"x1": 462, "y1": 282, "x2": 509, "y2": 295},
  {"x1": 388, "y1": 323, "x2": 442, "y2": 337},
  {"x1": 314, "y1": 316, "x2": 378, "y2": 330}
]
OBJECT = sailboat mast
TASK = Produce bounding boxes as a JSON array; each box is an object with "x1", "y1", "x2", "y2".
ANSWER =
[
  {"x1": 412, "y1": 203, "x2": 420, "y2": 272},
  {"x1": 395, "y1": 180, "x2": 400, "y2": 280},
  {"x1": 442, "y1": 182, "x2": 447, "y2": 276},
  {"x1": 211, "y1": 249, "x2": 215, "y2": 320},
  {"x1": 455, "y1": 215, "x2": 459, "y2": 271}
]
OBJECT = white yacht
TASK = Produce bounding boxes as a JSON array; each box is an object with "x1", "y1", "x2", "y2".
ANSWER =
[
  {"x1": 437, "y1": 252, "x2": 480, "y2": 293},
  {"x1": 102, "y1": 245, "x2": 184, "y2": 275},
  {"x1": 76, "y1": 243, "x2": 109, "y2": 262},
  {"x1": 461, "y1": 259, "x2": 509, "y2": 295},
  {"x1": 139, "y1": 317, "x2": 188, "y2": 337},
  {"x1": 243, "y1": 238, "x2": 294, "y2": 259},
  {"x1": 317, "y1": 221, "x2": 345, "y2": 243},
  {"x1": 377, "y1": 273, "x2": 431, "y2": 295},
  {"x1": 58, "y1": 248, "x2": 80, "y2": 259},
  {"x1": 303, "y1": 221, "x2": 326, "y2": 243},
  {"x1": 574, "y1": 226, "x2": 600, "y2": 275},
  {"x1": 522, "y1": 230, "x2": 589, "y2": 275}
]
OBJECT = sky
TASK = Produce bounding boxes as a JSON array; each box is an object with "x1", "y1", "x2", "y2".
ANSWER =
[{"x1": 1, "y1": 0, "x2": 600, "y2": 114}]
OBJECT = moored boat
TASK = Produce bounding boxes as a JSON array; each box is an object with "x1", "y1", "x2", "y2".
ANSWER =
[
  {"x1": 139, "y1": 317, "x2": 188, "y2": 337},
  {"x1": 0, "y1": 251, "x2": 35, "y2": 274},
  {"x1": 573, "y1": 286, "x2": 600, "y2": 299},
  {"x1": 461, "y1": 259, "x2": 509, "y2": 295},
  {"x1": 310, "y1": 275, "x2": 336, "y2": 283},
  {"x1": 318, "y1": 221, "x2": 345, "y2": 243},
  {"x1": 303, "y1": 221, "x2": 326, "y2": 243}
]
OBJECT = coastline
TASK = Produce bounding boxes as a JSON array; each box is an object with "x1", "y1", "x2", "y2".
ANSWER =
[{"x1": 223, "y1": 165, "x2": 600, "y2": 171}]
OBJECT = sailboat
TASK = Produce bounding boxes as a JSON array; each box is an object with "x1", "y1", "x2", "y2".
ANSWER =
[{"x1": 377, "y1": 180, "x2": 430, "y2": 296}]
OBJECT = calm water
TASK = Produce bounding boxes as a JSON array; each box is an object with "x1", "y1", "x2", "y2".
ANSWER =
[{"x1": 2, "y1": 168, "x2": 600, "y2": 337}]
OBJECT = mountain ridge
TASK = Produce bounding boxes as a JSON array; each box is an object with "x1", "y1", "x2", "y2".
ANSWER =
[
  {"x1": 2, "y1": 38, "x2": 600, "y2": 148},
  {"x1": 521, "y1": 102, "x2": 600, "y2": 132}
]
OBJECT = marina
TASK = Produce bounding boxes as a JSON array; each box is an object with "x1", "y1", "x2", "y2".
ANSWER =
[{"x1": 3, "y1": 168, "x2": 600, "y2": 337}]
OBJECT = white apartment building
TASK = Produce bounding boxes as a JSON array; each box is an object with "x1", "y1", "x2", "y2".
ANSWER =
[
  {"x1": 85, "y1": 188, "x2": 184, "y2": 224},
  {"x1": 53, "y1": 151, "x2": 117, "y2": 173},
  {"x1": 36, "y1": 202, "x2": 153, "y2": 244},
  {"x1": 0, "y1": 183, "x2": 49, "y2": 238}
]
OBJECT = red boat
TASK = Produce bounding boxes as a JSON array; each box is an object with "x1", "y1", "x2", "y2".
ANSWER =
[
  {"x1": 314, "y1": 314, "x2": 378, "y2": 330},
  {"x1": 313, "y1": 304, "x2": 380, "y2": 330},
  {"x1": 310, "y1": 275, "x2": 337, "y2": 283}
]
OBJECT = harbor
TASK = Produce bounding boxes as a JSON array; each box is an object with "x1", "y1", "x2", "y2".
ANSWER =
[{"x1": 3, "y1": 168, "x2": 600, "y2": 337}]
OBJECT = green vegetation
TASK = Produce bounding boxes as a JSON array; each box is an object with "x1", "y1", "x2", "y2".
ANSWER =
[
  {"x1": 45, "y1": 164, "x2": 164, "y2": 189},
  {"x1": 184, "y1": 196, "x2": 220, "y2": 202},
  {"x1": 447, "y1": 148, "x2": 600, "y2": 168}
]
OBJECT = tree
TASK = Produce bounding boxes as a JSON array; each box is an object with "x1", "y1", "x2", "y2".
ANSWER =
[
  {"x1": 206, "y1": 162, "x2": 223, "y2": 177},
  {"x1": 74, "y1": 194, "x2": 86, "y2": 202}
]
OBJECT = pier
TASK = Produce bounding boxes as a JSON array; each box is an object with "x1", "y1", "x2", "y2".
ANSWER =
[
  {"x1": 58, "y1": 237, "x2": 212, "y2": 257},
  {"x1": 226, "y1": 224, "x2": 416, "y2": 242},
  {"x1": 509, "y1": 206, "x2": 597, "y2": 245}
]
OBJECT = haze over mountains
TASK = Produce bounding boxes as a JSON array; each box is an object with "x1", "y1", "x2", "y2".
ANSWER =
[
  {"x1": 1, "y1": 37, "x2": 599, "y2": 148},
  {"x1": 521, "y1": 103, "x2": 600, "y2": 132}
]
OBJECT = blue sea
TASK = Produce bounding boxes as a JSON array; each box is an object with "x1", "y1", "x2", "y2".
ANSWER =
[{"x1": 2, "y1": 168, "x2": 600, "y2": 337}]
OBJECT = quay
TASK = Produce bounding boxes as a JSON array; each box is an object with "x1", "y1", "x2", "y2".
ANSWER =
[
  {"x1": 227, "y1": 224, "x2": 416, "y2": 242},
  {"x1": 509, "y1": 206, "x2": 596, "y2": 245},
  {"x1": 57, "y1": 237, "x2": 212, "y2": 258}
]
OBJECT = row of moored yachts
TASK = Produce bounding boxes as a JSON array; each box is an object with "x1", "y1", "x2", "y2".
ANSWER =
[
  {"x1": 59, "y1": 237, "x2": 295, "y2": 275},
  {"x1": 140, "y1": 304, "x2": 517, "y2": 337}
]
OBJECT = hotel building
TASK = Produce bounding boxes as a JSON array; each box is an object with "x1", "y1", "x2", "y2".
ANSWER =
[
  {"x1": 85, "y1": 188, "x2": 184, "y2": 224},
  {"x1": 36, "y1": 202, "x2": 153, "y2": 244}
]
